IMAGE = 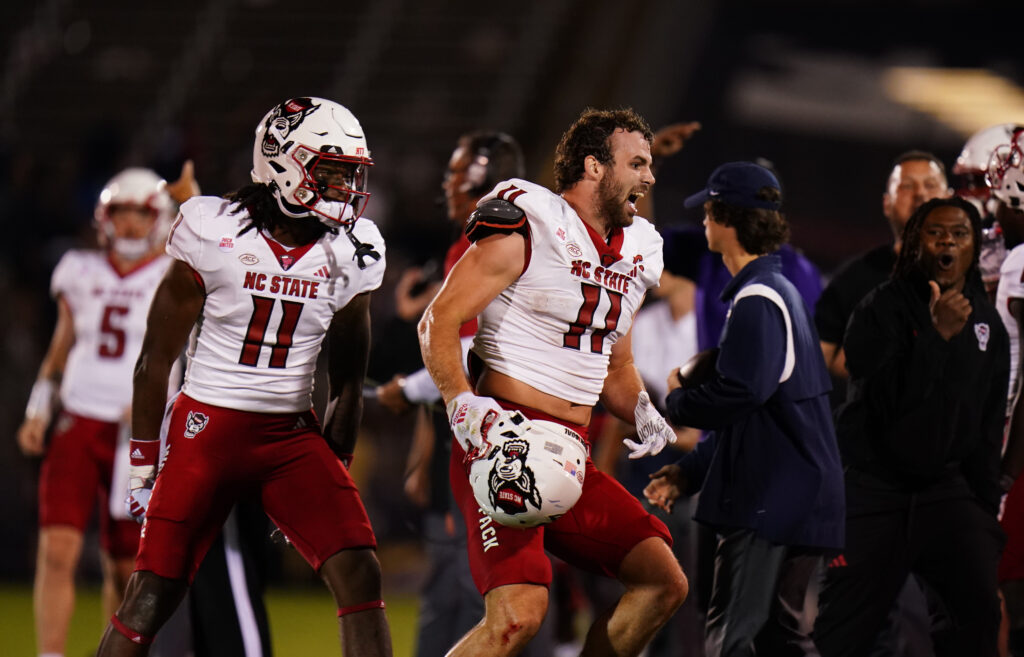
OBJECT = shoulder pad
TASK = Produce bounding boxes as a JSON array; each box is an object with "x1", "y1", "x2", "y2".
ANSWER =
[{"x1": 465, "y1": 198, "x2": 527, "y2": 243}]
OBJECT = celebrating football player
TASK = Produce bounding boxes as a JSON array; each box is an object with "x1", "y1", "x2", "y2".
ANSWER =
[
  {"x1": 95, "y1": 97, "x2": 392, "y2": 657},
  {"x1": 419, "y1": 107, "x2": 687, "y2": 656}
]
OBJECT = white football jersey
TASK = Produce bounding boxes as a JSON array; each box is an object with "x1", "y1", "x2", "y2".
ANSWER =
[
  {"x1": 167, "y1": 197, "x2": 386, "y2": 413},
  {"x1": 472, "y1": 179, "x2": 663, "y2": 405},
  {"x1": 997, "y1": 243, "x2": 1024, "y2": 409},
  {"x1": 52, "y1": 250, "x2": 172, "y2": 422}
]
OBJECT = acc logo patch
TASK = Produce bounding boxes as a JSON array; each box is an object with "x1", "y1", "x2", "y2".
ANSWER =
[
  {"x1": 566, "y1": 243, "x2": 583, "y2": 258},
  {"x1": 975, "y1": 323, "x2": 990, "y2": 352},
  {"x1": 487, "y1": 438, "x2": 542, "y2": 516},
  {"x1": 239, "y1": 253, "x2": 259, "y2": 265},
  {"x1": 183, "y1": 411, "x2": 209, "y2": 438}
]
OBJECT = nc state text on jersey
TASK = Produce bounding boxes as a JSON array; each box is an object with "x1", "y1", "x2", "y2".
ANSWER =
[
  {"x1": 242, "y1": 272, "x2": 320, "y2": 299},
  {"x1": 569, "y1": 259, "x2": 634, "y2": 294}
]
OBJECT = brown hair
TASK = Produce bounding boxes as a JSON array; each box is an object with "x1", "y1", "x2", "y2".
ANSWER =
[
  {"x1": 707, "y1": 186, "x2": 789, "y2": 255},
  {"x1": 553, "y1": 108, "x2": 653, "y2": 193}
]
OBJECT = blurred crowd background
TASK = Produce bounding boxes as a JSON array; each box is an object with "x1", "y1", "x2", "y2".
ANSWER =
[{"x1": 0, "y1": 0, "x2": 1020, "y2": 611}]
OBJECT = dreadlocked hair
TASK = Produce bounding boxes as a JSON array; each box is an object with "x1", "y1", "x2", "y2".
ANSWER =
[
  {"x1": 892, "y1": 196, "x2": 982, "y2": 281},
  {"x1": 224, "y1": 183, "x2": 336, "y2": 239}
]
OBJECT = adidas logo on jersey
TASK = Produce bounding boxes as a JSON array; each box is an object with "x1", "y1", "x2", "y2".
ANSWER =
[{"x1": 314, "y1": 265, "x2": 331, "y2": 279}]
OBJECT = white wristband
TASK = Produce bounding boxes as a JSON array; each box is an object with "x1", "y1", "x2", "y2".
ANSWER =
[{"x1": 25, "y1": 379, "x2": 56, "y2": 422}]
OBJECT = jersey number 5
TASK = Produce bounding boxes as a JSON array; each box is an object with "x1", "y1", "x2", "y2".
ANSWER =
[
  {"x1": 99, "y1": 305, "x2": 129, "y2": 358},
  {"x1": 239, "y1": 295, "x2": 304, "y2": 368},
  {"x1": 563, "y1": 283, "x2": 622, "y2": 353}
]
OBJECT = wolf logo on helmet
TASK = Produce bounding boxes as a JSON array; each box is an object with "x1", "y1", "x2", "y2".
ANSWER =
[
  {"x1": 487, "y1": 438, "x2": 542, "y2": 515},
  {"x1": 251, "y1": 96, "x2": 373, "y2": 226},
  {"x1": 469, "y1": 411, "x2": 588, "y2": 528},
  {"x1": 260, "y1": 97, "x2": 320, "y2": 158}
]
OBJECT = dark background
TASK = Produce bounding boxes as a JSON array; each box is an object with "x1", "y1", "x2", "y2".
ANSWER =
[{"x1": 0, "y1": 0, "x2": 1020, "y2": 582}]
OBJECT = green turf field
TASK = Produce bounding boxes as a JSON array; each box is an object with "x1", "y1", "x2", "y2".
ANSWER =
[{"x1": 0, "y1": 584, "x2": 419, "y2": 656}]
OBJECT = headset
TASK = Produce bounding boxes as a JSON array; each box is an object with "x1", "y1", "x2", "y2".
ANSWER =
[{"x1": 462, "y1": 132, "x2": 522, "y2": 196}]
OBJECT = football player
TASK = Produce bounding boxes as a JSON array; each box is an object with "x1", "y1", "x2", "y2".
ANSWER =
[
  {"x1": 419, "y1": 107, "x2": 687, "y2": 656},
  {"x1": 376, "y1": 131, "x2": 543, "y2": 657},
  {"x1": 986, "y1": 126, "x2": 1024, "y2": 655},
  {"x1": 17, "y1": 164, "x2": 194, "y2": 657},
  {"x1": 95, "y1": 97, "x2": 392, "y2": 657}
]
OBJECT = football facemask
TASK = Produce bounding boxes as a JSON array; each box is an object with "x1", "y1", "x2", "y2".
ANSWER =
[{"x1": 251, "y1": 97, "x2": 373, "y2": 227}]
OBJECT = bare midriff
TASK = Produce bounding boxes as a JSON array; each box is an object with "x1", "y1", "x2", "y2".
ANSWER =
[{"x1": 475, "y1": 366, "x2": 593, "y2": 426}]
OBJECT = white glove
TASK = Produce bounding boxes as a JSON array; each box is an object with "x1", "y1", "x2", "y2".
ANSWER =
[
  {"x1": 623, "y1": 391, "x2": 676, "y2": 460},
  {"x1": 446, "y1": 391, "x2": 505, "y2": 453},
  {"x1": 125, "y1": 438, "x2": 159, "y2": 522}
]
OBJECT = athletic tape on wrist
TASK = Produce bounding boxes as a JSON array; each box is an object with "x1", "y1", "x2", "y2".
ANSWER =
[
  {"x1": 337, "y1": 599, "x2": 386, "y2": 617},
  {"x1": 110, "y1": 614, "x2": 155, "y2": 645},
  {"x1": 25, "y1": 379, "x2": 55, "y2": 422}
]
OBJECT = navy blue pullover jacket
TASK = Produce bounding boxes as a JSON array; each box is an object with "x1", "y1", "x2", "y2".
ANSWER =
[{"x1": 666, "y1": 255, "x2": 845, "y2": 550}]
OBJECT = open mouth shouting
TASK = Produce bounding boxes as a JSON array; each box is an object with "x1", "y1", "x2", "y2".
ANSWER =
[
  {"x1": 627, "y1": 190, "x2": 646, "y2": 215},
  {"x1": 936, "y1": 253, "x2": 956, "y2": 270}
]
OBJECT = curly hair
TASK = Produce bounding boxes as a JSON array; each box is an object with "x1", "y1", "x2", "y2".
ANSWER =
[
  {"x1": 707, "y1": 186, "x2": 789, "y2": 255},
  {"x1": 224, "y1": 183, "x2": 334, "y2": 239},
  {"x1": 553, "y1": 108, "x2": 653, "y2": 193},
  {"x1": 893, "y1": 196, "x2": 981, "y2": 281}
]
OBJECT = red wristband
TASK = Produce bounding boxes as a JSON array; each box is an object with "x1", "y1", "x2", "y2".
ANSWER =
[{"x1": 128, "y1": 438, "x2": 160, "y2": 467}]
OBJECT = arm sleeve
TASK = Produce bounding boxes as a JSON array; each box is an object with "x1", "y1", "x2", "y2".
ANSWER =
[{"x1": 666, "y1": 295, "x2": 785, "y2": 429}]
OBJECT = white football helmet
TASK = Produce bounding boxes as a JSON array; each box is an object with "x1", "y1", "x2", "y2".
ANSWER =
[
  {"x1": 251, "y1": 97, "x2": 373, "y2": 226},
  {"x1": 468, "y1": 411, "x2": 588, "y2": 528},
  {"x1": 954, "y1": 123, "x2": 1024, "y2": 211},
  {"x1": 988, "y1": 127, "x2": 1024, "y2": 210},
  {"x1": 94, "y1": 168, "x2": 174, "y2": 261}
]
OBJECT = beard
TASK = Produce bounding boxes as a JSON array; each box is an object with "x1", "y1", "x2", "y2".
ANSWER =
[{"x1": 597, "y1": 173, "x2": 633, "y2": 230}]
